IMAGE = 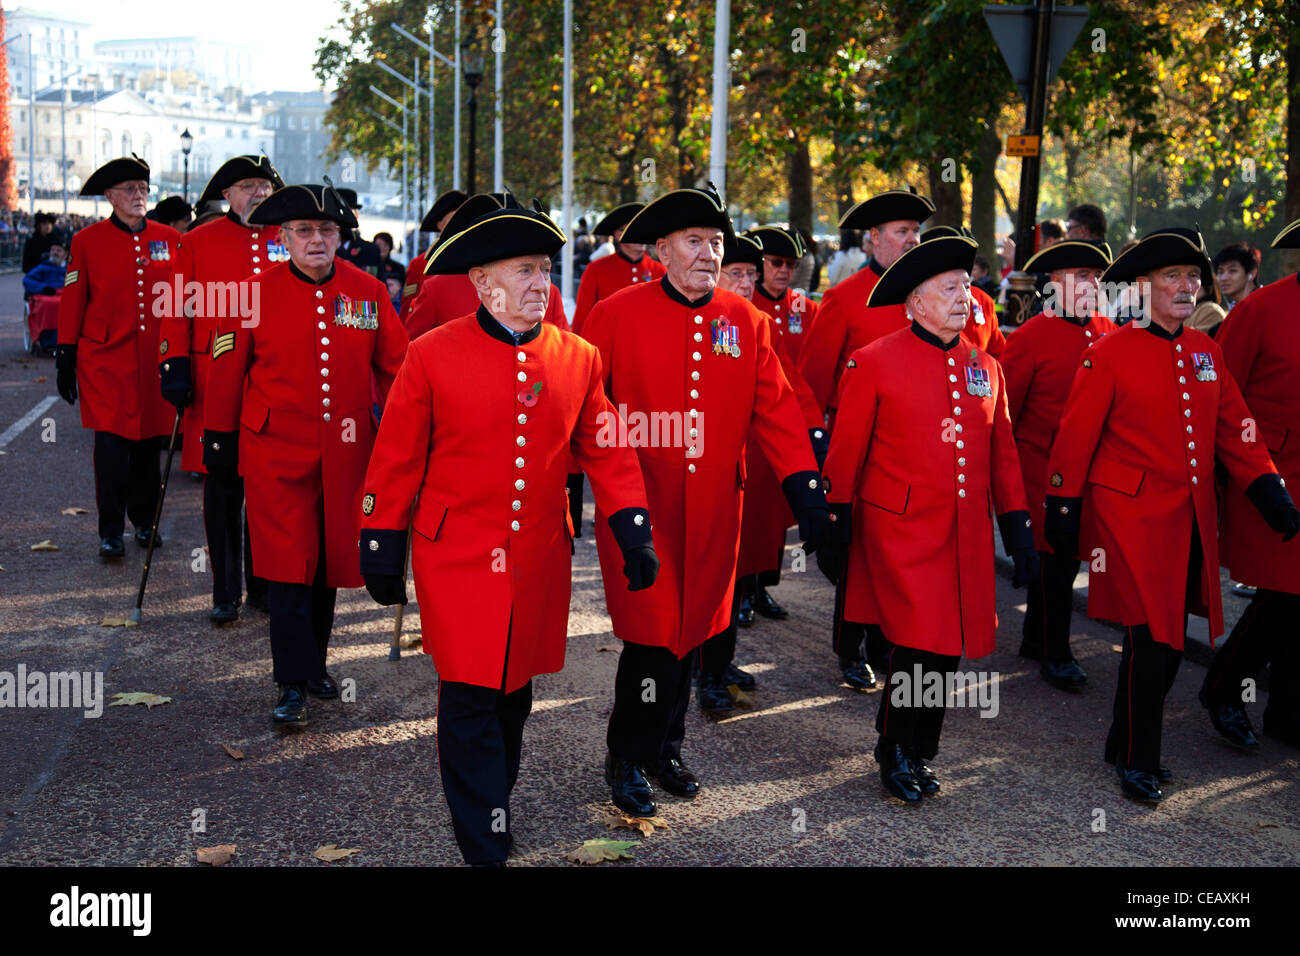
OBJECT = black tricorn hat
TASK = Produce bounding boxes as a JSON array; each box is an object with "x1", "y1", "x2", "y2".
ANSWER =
[
  {"x1": 247, "y1": 184, "x2": 359, "y2": 229},
  {"x1": 838, "y1": 189, "x2": 935, "y2": 231},
  {"x1": 1102, "y1": 227, "x2": 1212, "y2": 288},
  {"x1": 921, "y1": 224, "x2": 974, "y2": 241},
  {"x1": 1024, "y1": 238, "x2": 1112, "y2": 273},
  {"x1": 424, "y1": 208, "x2": 566, "y2": 276},
  {"x1": 423, "y1": 193, "x2": 511, "y2": 267},
  {"x1": 81, "y1": 156, "x2": 150, "y2": 196},
  {"x1": 620, "y1": 183, "x2": 735, "y2": 245},
  {"x1": 335, "y1": 187, "x2": 362, "y2": 210},
  {"x1": 198, "y1": 155, "x2": 284, "y2": 204},
  {"x1": 1271, "y1": 218, "x2": 1300, "y2": 250},
  {"x1": 745, "y1": 225, "x2": 804, "y2": 259},
  {"x1": 723, "y1": 233, "x2": 764, "y2": 266},
  {"x1": 420, "y1": 189, "x2": 470, "y2": 233},
  {"x1": 150, "y1": 195, "x2": 193, "y2": 223},
  {"x1": 592, "y1": 203, "x2": 645, "y2": 238},
  {"x1": 867, "y1": 235, "x2": 978, "y2": 307}
]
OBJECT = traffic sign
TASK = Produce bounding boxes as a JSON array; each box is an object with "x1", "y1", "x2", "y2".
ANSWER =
[
  {"x1": 984, "y1": 4, "x2": 1090, "y2": 105},
  {"x1": 1006, "y1": 135, "x2": 1041, "y2": 157}
]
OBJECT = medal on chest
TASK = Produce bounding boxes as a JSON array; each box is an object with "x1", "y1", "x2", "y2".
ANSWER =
[
  {"x1": 711, "y1": 317, "x2": 741, "y2": 358},
  {"x1": 266, "y1": 240, "x2": 290, "y2": 263},
  {"x1": 148, "y1": 240, "x2": 171, "y2": 262},
  {"x1": 334, "y1": 293, "x2": 379, "y2": 330},
  {"x1": 964, "y1": 363, "x2": 992, "y2": 398},
  {"x1": 1192, "y1": 352, "x2": 1217, "y2": 382},
  {"x1": 972, "y1": 300, "x2": 986, "y2": 325}
]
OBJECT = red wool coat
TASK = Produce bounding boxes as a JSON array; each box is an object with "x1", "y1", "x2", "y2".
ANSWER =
[
  {"x1": 751, "y1": 285, "x2": 819, "y2": 365},
  {"x1": 572, "y1": 250, "x2": 666, "y2": 337},
  {"x1": 204, "y1": 261, "x2": 408, "y2": 587},
  {"x1": 57, "y1": 216, "x2": 179, "y2": 440},
  {"x1": 360, "y1": 311, "x2": 650, "y2": 692},
  {"x1": 405, "y1": 272, "x2": 568, "y2": 340},
  {"x1": 398, "y1": 251, "x2": 428, "y2": 322},
  {"x1": 583, "y1": 279, "x2": 819, "y2": 656},
  {"x1": 163, "y1": 214, "x2": 288, "y2": 472},
  {"x1": 1214, "y1": 277, "x2": 1300, "y2": 594},
  {"x1": 1047, "y1": 323, "x2": 1278, "y2": 649},
  {"x1": 1001, "y1": 309, "x2": 1118, "y2": 551}
]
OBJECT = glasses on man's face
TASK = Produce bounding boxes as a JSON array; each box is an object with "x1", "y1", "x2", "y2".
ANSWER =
[
  {"x1": 723, "y1": 268, "x2": 758, "y2": 282},
  {"x1": 285, "y1": 224, "x2": 341, "y2": 240},
  {"x1": 763, "y1": 257, "x2": 796, "y2": 271},
  {"x1": 110, "y1": 184, "x2": 149, "y2": 197},
  {"x1": 232, "y1": 180, "x2": 273, "y2": 193}
]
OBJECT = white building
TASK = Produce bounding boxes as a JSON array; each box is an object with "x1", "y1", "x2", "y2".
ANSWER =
[{"x1": 95, "y1": 37, "x2": 257, "y2": 96}]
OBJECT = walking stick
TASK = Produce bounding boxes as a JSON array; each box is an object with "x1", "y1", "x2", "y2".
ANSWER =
[
  {"x1": 388, "y1": 524, "x2": 414, "y2": 661},
  {"x1": 130, "y1": 412, "x2": 182, "y2": 623}
]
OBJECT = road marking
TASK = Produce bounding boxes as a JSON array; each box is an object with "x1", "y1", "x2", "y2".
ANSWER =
[{"x1": 0, "y1": 395, "x2": 59, "y2": 450}]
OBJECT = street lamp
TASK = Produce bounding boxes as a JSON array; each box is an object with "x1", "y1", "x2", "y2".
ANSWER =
[
  {"x1": 180, "y1": 128, "x2": 193, "y2": 203},
  {"x1": 460, "y1": 32, "x2": 485, "y2": 195}
]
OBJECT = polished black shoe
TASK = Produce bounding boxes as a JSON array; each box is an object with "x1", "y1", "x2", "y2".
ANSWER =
[
  {"x1": 874, "y1": 741, "x2": 923, "y2": 803},
  {"x1": 840, "y1": 658, "x2": 877, "y2": 692},
  {"x1": 306, "y1": 673, "x2": 339, "y2": 699},
  {"x1": 99, "y1": 536, "x2": 125, "y2": 561},
  {"x1": 754, "y1": 587, "x2": 789, "y2": 620},
  {"x1": 725, "y1": 662, "x2": 756, "y2": 691},
  {"x1": 910, "y1": 753, "x2": 940, "y2": 795},
  {"x1": 1117, "y1": 764, "x2": 1164, "y2": 803},
  {"x1": 649, "y1": 757, "x2": 700, "y2": 797},
  {"x1": 605, "y1": 753, "x2": 656, "y2": 816},
  {"x1": 1017, "y1": 638, "x2": 1044, "y2": 660},
  {"x1": 1040, "y1": 657, "x2": 1088, "y2": 690},
  {"x1": 134, "y1": 526, "x2": 162, "y2": 549},
  {"x1": 1102, "y1": 746, "x2": 1170, "y2": 782},
  {"x1": 736, "y1": 592, "x2": 756, "y2": 628},
  {"x1": 697, "y1": 673, "x2": 735, "y2": 713},
  {"x1": 1200, "y1": 691, "x2": 1259, "y2": 748},
  {"x1": 272, "y1": 684, "x2": 308, "y2": 725},
  {"x1": 210, "y1": 602, "x2": 240, "y2": 624}
]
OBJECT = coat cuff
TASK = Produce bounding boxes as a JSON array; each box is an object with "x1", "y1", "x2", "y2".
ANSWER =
[
  {"x1": 782, "y1": 469, "x2": 826, "y2": 516},
  {"x1": 607, "y1": 507, "x2": 653, "y2": 552},
  {"x1": 1043, "y1": 495, "x2": 1082, "y2": 536},
  {"x1": 997, "y1": 510, "x2": 1035, "y2": 556},
  {"x1": 359, "y1": 529, "x2": 408, "y2": 577},
  {"x1": 55, "y1": 343, "x2": 76, "y2": 370},
  {"x1": 202, "y1": 430, "x2": 238, "y2": 471}
]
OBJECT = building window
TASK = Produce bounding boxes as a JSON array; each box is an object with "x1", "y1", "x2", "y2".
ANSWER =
[
  {"x1": 121, "y1": 131, "x2": 132, "y2": 155},
  {"x1": 19, "y1": 138, "x2": 26, "y2": 151}
]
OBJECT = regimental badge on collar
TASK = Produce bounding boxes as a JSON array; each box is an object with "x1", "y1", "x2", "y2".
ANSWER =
[
  {"x1": 965, "y1": 364, "x2": 992, "y2": 398},
  {"x1": 148, "y1": 240, "x2": 171, "y2": 261},
  {"x1": 1192, "y1": 352, "x2": 1217, "y2": 382},
  {"x1": 334, "y1": 293, "x2": 379, "y2": 330},
  {"x1": 711, "y1": 317, "x2": 740, "y2": 358},
  {"x1": 266, "y1": 241, "x2": 290, "y2": 263}
]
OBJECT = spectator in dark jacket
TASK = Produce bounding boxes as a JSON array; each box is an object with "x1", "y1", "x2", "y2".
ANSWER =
[
  {"x1": 22, "y1": 241, "x2": 67, "y2": 297},
  {"x1": 22, "y1": 213, "x2": 58, "y2": 273}
]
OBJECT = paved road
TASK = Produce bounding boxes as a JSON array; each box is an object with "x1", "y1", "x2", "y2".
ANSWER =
[{"x1": 0, "y1": 272, "x2": 1295, "y2": 867}]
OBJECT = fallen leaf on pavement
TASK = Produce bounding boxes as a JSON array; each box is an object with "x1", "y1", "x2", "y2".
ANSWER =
[
  {"x1": 221, "y1": 744, "x2": 245, "y2": 760},
  {"x1": 196, "y1": 845, "x2": 236, "y2": 866},
  {"x1": 33, "y1": 376, "x2": 46, "y2": 383},
  {"x1": 729, "y1": 685, "x2": 756, "y2": 709},
  {"x1": 1257, "y1": 822, "x2": 1279, "y2": 829},
  {"x1": 399, "y1": 633, "x2": 422, "y2": 649},
  {"x1": 100, "y1": 618, "x2": 139, "y2": 628},
  {"x1": 109, "y1": 692, "x2": 172, "y2": 709},
  {"x1": 313, "y1": 844, "x2": 362, "y2": 862},
  {"x1": 30, "y1": 540, "x2": 59, "y2": 551},
  {"x1": 60, "y1": 507, "x2": 89, "y2": 515},
  {"x1": 600, "y1": 810, "x2": 668, "y2": 837},
  {"x1": 596, "y1": 643, "x2": 620, "y2": 653},
  {"x1": 566, "y1": 839, "x2": 637, "y2": 864}
]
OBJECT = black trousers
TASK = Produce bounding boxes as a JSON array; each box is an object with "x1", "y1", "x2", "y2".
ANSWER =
[
  {"x1": 92, "y1": 431, "x2": 160, "y2": 539},
  {"x1": 1202, "y1": 588, "x2": 1300, "y2": 721},
  {"x1": 266, "y1": 534, "x2": 336, "y2": 685},
  {"x1": 832, "y1": 575, "x2": 889, "y2": 667},
  {"x1": 875, "y1": 639, "x2": 961, "y2": 760},
  {"x1": 1105, "y1": 624, "x2": 1182, "y2": 773},
  {"x1": 699, "y1": 580, "x2": 746, "y2": 678},
  {"x1": 203, "y1": 472, "x2": 267, "y2": 605},
  {"x1": 607, "y1": 642, "x2": 695, "y2": 767},
  {"x1": 437, "y1": 679, "x2": 533, "y2": 865},
  {"x1": 1022, "y1": 549, "x2": 1081, "y2": 661},
  {"x1": 566, "y1": 473, "x2": 585, "y2": 537}
]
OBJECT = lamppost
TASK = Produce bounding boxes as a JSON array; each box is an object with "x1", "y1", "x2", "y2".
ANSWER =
[
  {"x1": 460, "y1": 33, "x2": 484, "y2": 195},
  {"x1": 180, "y1": 128, "x2": 193, "y2": 203}
]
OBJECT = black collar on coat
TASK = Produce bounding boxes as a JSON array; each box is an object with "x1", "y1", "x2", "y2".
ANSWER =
[
  {"x1": 476, "y1": 305, "x2": 543, "y2": 345},
  {"x1": 910, "y1": 320, "x2": 960, "y2": 351},
  {"x1": 661, "y1": 275, "x2": 714, "y2": 309}
]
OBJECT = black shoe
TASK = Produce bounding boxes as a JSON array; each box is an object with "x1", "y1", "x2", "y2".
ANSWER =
[
  {"x1": 604, "y1": 753, "x2": 656, "y2": 816},
  {"x1": 649, "y1": 757, "x2": 700, "y2": 797},
  {"x1": 99, "y1": 536, "x2": 125, "y2": 561},
  {"x1": 1103, "y1": 747, "x2": 1170, "y2": 782},
  {"x1": 874, "y1": 740, "x2": 923, "y2": 803},
  {"x1": 1262, "y1": 712, "x2": 1300, "y2": 748},
  {"x1": 697, "y1": 673, "x2": 735, "y2": 713},
  {"x1": 724, "y1": 662, "x2": 756, "y2": 691},
  {"x1": 1200, "y1": 691, "x2": 1259, "y2": 748},
  {"x1": 736, "y1": 592, "x2": 755, "y2": 628},
  {"x1": 1040, "y1": 657, "x2": 1088, "y2": 690},
  {"x1": 306, "y1": 674, "x2": 339, "y2": 699},
  {"x1": 910, "y1": 752, "x2": 940, "y2": 795},
  {"x1": 210, "y1": 602, "x2": 240, "y2": 624},
  {"x1": 840, "y1": 659, "x2": 877, "y2": 692},
  {"x1": 1230, "y1": 582, "x2": 1257, "y2": 598},
  {"x1": 272, "y1": 684, "x2": 308, "y2": 725},
  {"x1": 754, "y1": 587, "x2": 789, "y2": 620},
  {"x1": 134, "y1": 527, "x2": 162, "y2": 549},
  {"x1": 1117, "y1": 763, "x2": 1164, "y2": 803},
  {"x1": 1017, "y1": 638, "x2": 1044, "y2": 660}
]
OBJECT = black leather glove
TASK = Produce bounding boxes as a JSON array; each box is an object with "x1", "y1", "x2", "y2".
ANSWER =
[
  {"x1": 1246, "y1": 473, "x2": 1300, "y2": 542},
  {"x1": 1011, "y1": 549, "x2": 1040, "y2": 588},
  {"x1": 622, "y1": 546, "x2": 660, "y2": 591},
  {"x1": 202, "y1": 430, "x2": 239, "y2": 474},
  {"x1": 815, "y1": 502, "x2": 852, "y2": 585},
  {"x1": 808, "y1": 427, "x2": 830, "y2": 471},
  {"x1": 159, "y1": 356, "x2": 194, "y2": 411},
  {"x1": 363, "y1": 573, "x2": 408, "y2": 606},
  {"x1": 782, "y1": 469, "x2": 828, "y2": 553},
  {"x1": 54, "y1": 343, "x2": 77, "y2": 405},
  {"x1": 40, "y1": 285, "x2": 55, "y2": 296},
  {"x1": 996, "y1": 510, "x2": 1037, "y2": 588},
  {"x1": 797, "y1": 505, "x2": 832, "y2": 556},
  {"x1": 1043, "y1": 495, "x2": 1081, "y2": 559}
]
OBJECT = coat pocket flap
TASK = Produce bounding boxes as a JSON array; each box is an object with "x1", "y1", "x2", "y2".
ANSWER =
[
  {"x1": 1258, "y1": 419, "x2": 1288, "y2": 456},
  {"x1": 1087, "y1": 457, "x2": 1145, "y2": 496},
  {"x1": 80, "y1": 315, "x2": 109, "y2": 344},
  {"x1": 859, "y1": 471, "x2": 910, "y2": 515},
  {"x1": 412, "y1": 499, "x2": 449, "y2": 541},
  {"x1": 239, "y1": 397, "x2": 269, "y2": 434}
]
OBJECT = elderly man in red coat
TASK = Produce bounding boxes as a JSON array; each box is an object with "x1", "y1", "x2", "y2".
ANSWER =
[
  {"x1": 1045, "y1": 228, "x2": 1298, "y2": 803},
  {"x1": 583, "y1": 185, "x2": 830, "y2": 817},
  {"x1": 56, "y1": 156, "x2": 179, "y2": 560},
  {"x1": 398, "y1": 189, "x2": 467, "y2": 321},
  {"x1": 571, "y1": 203, "x2": 666, "y2": 336},
  {"x1": 203, "y1": 184, "x2": 409, "y2": 726},
  {"x1": 819, "y1": 236, "x2": 1037, "y2": 804},
  {"x1": 1198, "y1": 217, "x2": 1300, "y2": 751},
  {"x1": 1000, "y1": 239, "x2": 1117, "y2": 690},
  {"x1": 359, "y1": 206, "x2": 657, "y2": 866}
]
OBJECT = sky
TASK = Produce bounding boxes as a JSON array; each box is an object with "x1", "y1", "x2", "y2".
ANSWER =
[{"x1": 30, "y1": 0, "x2": 345, "y2": 91}]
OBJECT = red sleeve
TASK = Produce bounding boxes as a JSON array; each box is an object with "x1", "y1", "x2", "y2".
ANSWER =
[
  {"x1": 160, "y1": 234, "x2": 195, "y2": 356},
  {"x1": 398, "y1": 256, "x2": 424, "y2": 320},
  {"x1": 1212, "y1": 341, "x2": 1279, "y2": 486},
  {"x1": 1046, "y1": 344, "x2": 1114, "y2": 498},
  {"x1": 56, "y1": 231, "x2": 89, "y2": 346},
  {"x1": 749, "y1": 307, "x2": 819, "y2": 481},
  {"x1": 571, "y1": 264, "x2": 601, "y2": 337},
  {"x1": 203, "y1": 305, "x2": 254, "y2": 434},
  {"x1": 999, "y1": 323, "x2": 1036, "y2": 429},
  {"x1": 581, "y1": 299, "x2": 617, "y2": 396},
  {"x1": 372, "y1": 291, "x2": 410, "y2": 406},
  {"x1": 990, "y1": 358, "x2": 1028, "y2": 514},
  {"x1": 544, "y1": 286, "x2": 568, "y2": 328},
  {"x1": 361, "y1": 343, "x2": 433, "y2": 533},
  {"x1": 820, "y1": 356, "x2": 876, "y2": 505},
  {"x1": 797, "y1": 285, "x2": 846, "y2": 414},
  {"x1": 1214, "y1": 298, "x2": 1261, "y2": 398},
  {"x1": 570, "y1": 344, "x2": 648, "y2": 515},
  {"x1": 772, "y1": 317, "x2": 824, "y2": 427}
]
